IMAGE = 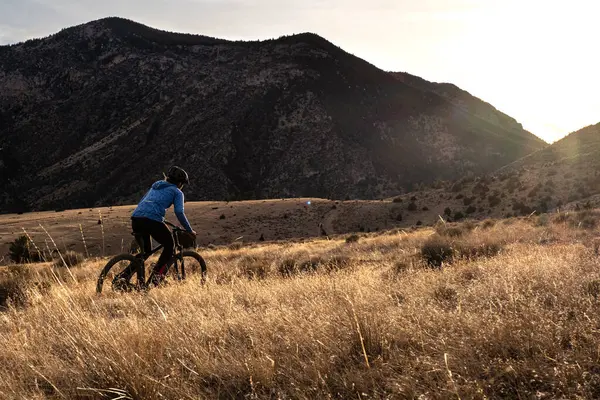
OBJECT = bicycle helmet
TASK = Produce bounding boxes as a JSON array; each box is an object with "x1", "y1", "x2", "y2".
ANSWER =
[{"x1": 166, "y1": 166, "x2": 190, "y2": 185}]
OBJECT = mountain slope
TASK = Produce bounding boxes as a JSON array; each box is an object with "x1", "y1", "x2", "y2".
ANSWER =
[
  {"x1": 0, "y1": 17, "x2": 546, "y2": 212},
  {"x1": 381, "y1": 122, "x2": 600, "y2": 226}
]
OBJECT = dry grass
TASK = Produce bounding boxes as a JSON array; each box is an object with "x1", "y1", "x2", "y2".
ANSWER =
[{"x1": 2, "y1": 216, "x2": 600, "y2": 398}]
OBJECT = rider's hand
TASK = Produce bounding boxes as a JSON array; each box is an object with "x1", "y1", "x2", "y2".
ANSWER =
[{"x1": 189, "y1": 230, "x2": 197, "y2": 238}]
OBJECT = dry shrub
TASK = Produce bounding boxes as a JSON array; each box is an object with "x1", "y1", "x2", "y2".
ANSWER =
[
  {"x1": 346, "y1": 234, "x2": 361, "y2": 243},
  {"x1": 278, "y1": 258, "x2": 297, "y2": 277},
  {"x1": 53, "y1": 250, "x2": 84, "y2": 268},
  {"x1": 325, "y1": 254, "x2": 353, "y2": 272},
  {"x1": 389, "y1": 254, "x2": 422, "y2": 276},
  {"x1": 458, "y1": 240, "x2": 502, "y2": 260},
  {"x1": 6, "y1": 214, "x2": 600, "y2": 398},
  {"x1": 433, "y1": 285, "x2": 459, "y2": 309},
  {"x1": 0, "y1": 265, "x2": 37, "y2": 308},
  {"x1": 435, "y1": 224, "x2": 466, "y2": 238},
  {"x1": 278, "y1": 254, "x2": 353, "y2": 277},
  {"x1": 278, "y1": 257, "x2": 319, "y2": 277},
  {"x1": 346, "y1": 312, "x2": 384, "y2": 366},
  {"x1": 421, "y1": 235, "x2": 455, "y2": 267},
  {"x1": 553, "y1": 210, "x2": 600, "y2": 230},
  {"x1": 238, "y1": 256, "x2": 270, "y2": 280},
  {"x1": 459, "y1": 264, "x2": 483, "y2": 283},
  {"x1": 393, "y1": 261, "x2": 410, "y2": 274},
  {"x1": 421, "y1": 232, "x2": 503, "y2": 267},
  {"x1": 228, "y1": 242, "x2": 244, "y2": 251},
  {"x1": 481, "y1": 219, "x2": 496, "y2": 229}
]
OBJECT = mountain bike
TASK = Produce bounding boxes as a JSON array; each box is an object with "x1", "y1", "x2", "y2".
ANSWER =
[{"x1": 96, "y1": 221, "x2": 207, "y2": 293}]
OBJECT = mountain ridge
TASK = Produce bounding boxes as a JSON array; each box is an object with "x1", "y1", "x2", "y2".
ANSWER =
[{"x1": 0, "y1": 18, "x2": 546, "y2": 212}]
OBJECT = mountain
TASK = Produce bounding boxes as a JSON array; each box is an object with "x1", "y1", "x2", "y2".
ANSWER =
[
  {"x1": 0, "y1": 17, "x2": 546, "y2": 212},
  {"x1": 393, "y1": 72, "x2": 533, "y2": 136},
  {"x1": 380, "y1": 122, "x2": 600, "y2": 226}
]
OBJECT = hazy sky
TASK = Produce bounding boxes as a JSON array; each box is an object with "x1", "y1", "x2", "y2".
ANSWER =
[{"x1": 1, "y1": 0, "x2": 598, "y2": 143}]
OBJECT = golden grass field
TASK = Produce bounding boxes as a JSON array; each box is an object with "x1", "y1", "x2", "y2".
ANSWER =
[
  {"x1": 0, "y1": 198, "x2": 418, "y2": 261},
  {"x1": 2, "y1": 211, "x2": 600, "y2": 399}
]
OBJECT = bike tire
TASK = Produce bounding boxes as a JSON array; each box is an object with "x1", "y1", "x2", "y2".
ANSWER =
[
  {"x1": 96, "y1": 253, "x2": 143, "y2": 293},
  {"x1": 169, "y1": 250, "x2": 207, "y2": 284}
]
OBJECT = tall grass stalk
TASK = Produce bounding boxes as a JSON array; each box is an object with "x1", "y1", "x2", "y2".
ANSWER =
[
  {"x1": 79, "y1": 224, "x2": 90, "y2": 258},
  {"x1": 21, "y1": 227, "x2": 46, "y2": 262},
  {"x1": 39, "y1": 223, "x2": 77, "y2": 283},
  {"x1": 99, "y1": 211, "x2": 105, "y2": 257}
]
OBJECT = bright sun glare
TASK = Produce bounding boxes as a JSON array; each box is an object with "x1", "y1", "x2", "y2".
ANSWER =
[
  {"x1": 440, "y1": 1, "x2": 599, "y2": 143},
  {"x1": 354, "y1": 1, "x2": 599, "y2": 143}
]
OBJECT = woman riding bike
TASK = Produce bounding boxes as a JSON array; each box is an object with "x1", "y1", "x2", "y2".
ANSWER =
[{"x1": 119, "y1": 166, "x2": 197, "y2": 286}]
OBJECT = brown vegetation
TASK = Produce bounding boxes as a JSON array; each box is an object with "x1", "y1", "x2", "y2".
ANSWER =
[{"x1": 2, "y1": 214, "x2": 600, "y2": 398}]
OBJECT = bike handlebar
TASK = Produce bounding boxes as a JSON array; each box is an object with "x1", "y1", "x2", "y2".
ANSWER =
[{"x1": 164, "y1": 220, "x2": 184, "y2": 231}]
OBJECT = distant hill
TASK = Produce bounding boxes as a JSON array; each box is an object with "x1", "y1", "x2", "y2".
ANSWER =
[
  {"x1": 0, "y1": 17, "x2": 546, "y2": 212},
  {"x1": 383, "y1": 122, "x2": 600, "y2": 225}
]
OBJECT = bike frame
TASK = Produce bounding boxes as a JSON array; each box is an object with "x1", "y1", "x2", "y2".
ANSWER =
[{"x1": 132, "y1": 220, "x2": 188, "y2": 287}]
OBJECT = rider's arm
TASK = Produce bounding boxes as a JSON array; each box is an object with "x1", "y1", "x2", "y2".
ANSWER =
[{"x1": 173, "y1": 189, "x2": 193, "y2": 232}]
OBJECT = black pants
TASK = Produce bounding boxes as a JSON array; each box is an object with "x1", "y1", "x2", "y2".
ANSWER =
[{"x1": 132, "y1": 217, "x2": 174, "y2": 275}]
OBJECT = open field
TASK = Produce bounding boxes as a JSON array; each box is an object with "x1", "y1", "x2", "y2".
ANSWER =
[
  {"x1": 2, "y1": 211, "x2": 600, "y2": 398},
  {"x1": 0, "y1": 198, "x2": 430, "y2": 261}
]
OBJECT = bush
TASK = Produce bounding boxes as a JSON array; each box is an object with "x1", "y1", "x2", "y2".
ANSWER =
[
  {"x1": 238, "y1": 256, "x2": 270, "y2": 280},
  {"x1": 326, "y1": 255, "x2": 353, "y2": 271},
  {"x1": 346, "y1": 234, "x2": 360, "y2": 243},
  {"x1": 279, "y1": 257, "x2": 321, "y2": 277},
  {"x1": 552, "y1": 210, "x2": 599, "y2": 230},
  {"x1": 435, "y1": 224, "x2": 466, "y2": 238},
  {"x1": 465, "y1": 206, "x2": 476, "y2": 214},
  {"x1": 433, "y1": 285, "x2": 459, "y2": 309},
  {"x1": 407, "y1": 202, "x2": 418, "y2": 211},
  {"x1": 228, "y1": 242, "x2": 244, "y2": 251},
  {"x1": 458, "y1": 241, "x2": 502, "y2": 260},
  {"x1": 53, "y1": 251, "x2": 84, "y2": 268},
  {"x1": 219, "y1": 214, "x2": 226, "y2": 220},
  {"x1": 463, "y1": 197, "x2": 475, "y2": 206},
  {"x1": 454, "y1": 212, "x2": 465, "y2": 221},
  {"x1": 278, "y1": 259, "x2": 298, "y2": 277},
  {"x1": 421, "y1": 235, "x2": 455, "y2": 267},
  {"x1": 450, "y1": 182, "x2": 464, "y2": 192},
  {"x1": 444, "y1": 207, "x2": 452, "y2": 217},
  {"x1": 8, "y1": 235, "x2": 43, "y2": 264},
  {"x1": 392, "y1": 197, "x2": 403, "y2": 203},
  {"x1": 488, "y1": 195, "x2": 501, "y2": 207},
  {"x1": 421, "y1": 230, "x2": 503, "y2": 268},
  {"x1": 0, "y1": 265, "x2": 33, "y2": 308},
  {"x1": 393, "y1": 261, "x2": 411, "y2": 274},
  {"x1": 481, "y1": 219, "x2": 496, "y2": 229}
]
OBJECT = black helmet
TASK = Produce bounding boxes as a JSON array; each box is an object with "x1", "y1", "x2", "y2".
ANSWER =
[{"x1": 167, "y1": 166, "x2": 189, "y2": 185}]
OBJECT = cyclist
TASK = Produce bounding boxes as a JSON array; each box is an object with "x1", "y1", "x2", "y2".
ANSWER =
[{"x1": 126, "y1": 166, "x2": 196, "y2": 286}]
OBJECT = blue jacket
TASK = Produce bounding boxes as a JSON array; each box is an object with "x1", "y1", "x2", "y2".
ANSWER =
[{"x1": 132, "y1": 181, "x2": 193, "y2": 232}]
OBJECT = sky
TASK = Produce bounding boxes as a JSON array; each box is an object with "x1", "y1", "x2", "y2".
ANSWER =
[{"x1": 1, "y1": 0, "x2": 598, "y2": 143}]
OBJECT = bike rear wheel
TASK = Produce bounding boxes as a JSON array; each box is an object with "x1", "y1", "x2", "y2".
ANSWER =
[{"x1": 96, "y1": 254, "x2": 144, "y2": 293}]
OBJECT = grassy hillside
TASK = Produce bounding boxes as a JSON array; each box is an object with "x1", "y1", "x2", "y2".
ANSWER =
[
  {"x1": 2, "y1": 211, "x2": 600, "y2": 398},
  {"x1": 0, "y1": 198, "x2": 434, "y2": 260}
]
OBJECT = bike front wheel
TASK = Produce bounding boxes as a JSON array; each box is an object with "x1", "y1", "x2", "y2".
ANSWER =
[
  {"x1": 168, "y1": 250, "x2": 207, "y2": 284},
  {"x1": 96, "y1": 253, "x2": 144, "y2": 293}
]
